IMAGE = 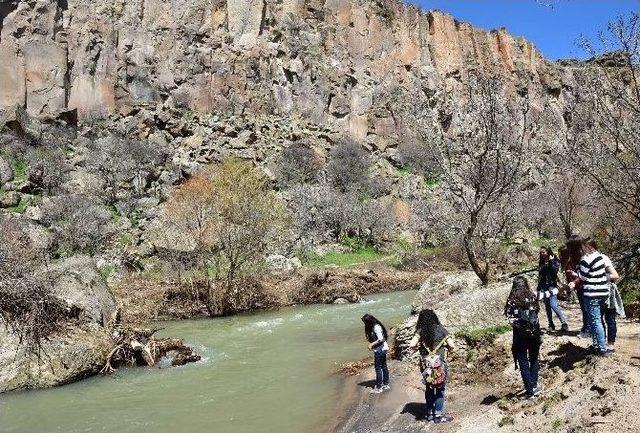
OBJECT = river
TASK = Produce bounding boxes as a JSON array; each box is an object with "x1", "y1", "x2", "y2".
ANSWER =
[{"x1": 0, "y1": 290, "x2": 416, "y2": 433}]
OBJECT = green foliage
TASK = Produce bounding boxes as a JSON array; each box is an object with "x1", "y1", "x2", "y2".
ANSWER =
[
  {"x1": 396, "y1": 166, "x2": 412, "y2": 176},
  {"x1": 7, "y1": 196, "x2": 30, "y2": 214},
  {"x1": 497, "y1": 415, "x2": 515, "y2": 427},
  {"x1": 12, "y1": 159, "x2": 27, "y2": 183},
  {"x1": 456, "y1": 324, "x2": 512, "y2": 347},
  {"x1": 424, "y1": 175, "x2": 441, "y2": 188},
  {"x1": 551, "y1": 419, "x2": 563, "y2": 430},
  {"x1": 542, "y1": 392, "x2": 563, "y2": 413}
]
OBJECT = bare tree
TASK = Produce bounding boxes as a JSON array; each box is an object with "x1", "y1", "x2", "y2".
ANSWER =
[
  {"x1": 417, "y1": 74, "x2": 538, "y2": 284},
  {"x1": 568, "y1": 12, "x2": 640, "y2": 284}
]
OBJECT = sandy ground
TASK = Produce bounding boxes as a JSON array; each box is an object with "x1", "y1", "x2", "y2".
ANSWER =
[{"x1": 333, "y1": 302, "x2": 640, "y2": 433}]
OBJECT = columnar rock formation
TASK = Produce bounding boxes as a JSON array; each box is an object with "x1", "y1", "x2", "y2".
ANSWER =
[{"x1": 0, "y1": 0, "x2": 570, "y2": 149}]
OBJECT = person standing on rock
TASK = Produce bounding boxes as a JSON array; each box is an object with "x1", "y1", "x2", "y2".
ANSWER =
[
  {"x1": 505, "y1": 276, "x2": 543, "y2": 399},
  {"x1": 537, "y1": 247, "x2": 569, "y2": 333},
  {"x1": 409, "y1": 309, "x2": 455, "y2": 424},
  {"x1": 361, "y1": 314, "x2": 390, "y2": 393},
  {"x1": 566, "y1": 237, "x2": 612, "y2": 356}
]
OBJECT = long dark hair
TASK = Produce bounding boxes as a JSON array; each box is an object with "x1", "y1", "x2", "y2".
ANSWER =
[
  {"x1": 361, "y1": 314, "x2": 388, "y2": 342},
  {"x1": 505, "y1": 276, "x2": 539, "y2": 313},
  {"x1": 538, "y1": 246, "x2": 555, "y2": 267},
  {"x1": 566, "y1": 235, "x2": 587, "y2": 265},
  {"x1": 415, "y1": 309, "x2": 446, "y2": 349}
]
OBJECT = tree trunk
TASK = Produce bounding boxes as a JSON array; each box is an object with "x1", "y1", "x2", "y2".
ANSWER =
[{"x1": 463, "y1": 234, "x2": 489, "y2": 285}]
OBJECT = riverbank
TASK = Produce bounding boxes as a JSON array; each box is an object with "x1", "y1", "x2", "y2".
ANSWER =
[
  {"x1": 112, "y1": 264, "x2": 430, "y2": 324},
  {"x1": 333, "y1": 302, "x2": 640, "y2": 433}
]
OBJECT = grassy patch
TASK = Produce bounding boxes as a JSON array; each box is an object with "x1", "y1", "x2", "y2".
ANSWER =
[
  {"x1": 396, "y1": 166, "x2": 412, "y2": 176},
  {"x1": 12, "y1": 159, "x2": 27, "y2": 183},
  {"x1": 456, "y1": 324, "x2": 512, "y2": 347},
  {"x1": 7, "y1": 196, "x2": 31, "y2": 214},
  {"x1": 425, "y1": 175, "x2": 441, "y2": 188},
  {"x1": 304, "y1": 247, "x2": 394, "y2": 268},
  {"x1": 542, "y1": 392, "x2": 563, "y2": 413},
  {"x1": 551, "y1": 418, "x2": 563, "y2": 430},
  {"x1": 498, "y1": 415, "x2": 514, "y2": 427},
  {"x1": 531, "y1": 237, "x2": 559, "y2": 249}
]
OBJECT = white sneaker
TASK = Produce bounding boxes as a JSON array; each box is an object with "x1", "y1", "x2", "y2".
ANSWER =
[
  {"x1": 370, "y1": 387, "x2": 383, "y2": 394},
  {"x1": 382, "y1": 385, "x2": 391, "y2": 391},
  {"x1": 533, "y1": 385, "x2": 542, "y2": 396}
]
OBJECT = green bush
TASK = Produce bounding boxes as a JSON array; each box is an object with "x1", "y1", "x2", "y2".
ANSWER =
[{"x1": 456, "y1": 324, "x2": 512, "y2": 347}]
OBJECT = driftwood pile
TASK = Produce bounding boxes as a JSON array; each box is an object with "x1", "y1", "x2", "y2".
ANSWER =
[{"x1": 101, "y1": 327, "x2": 200, "y2": 374}]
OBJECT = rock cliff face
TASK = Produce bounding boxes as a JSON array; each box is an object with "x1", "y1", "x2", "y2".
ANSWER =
[{"x1": 0, "y1": 0, "x2": 569, "y2": 149}]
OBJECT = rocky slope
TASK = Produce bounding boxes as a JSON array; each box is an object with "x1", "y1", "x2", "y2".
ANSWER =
[
  {"x1": 335, "y1": 272, "x2": 640, "y2": 433},
  {"x1": 1, "y1": 0, "x2": 571, "y2": 146}
]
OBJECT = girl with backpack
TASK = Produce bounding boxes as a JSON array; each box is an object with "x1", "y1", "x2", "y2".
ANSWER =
[
  {"x1": 537, "y1": 247, "x2": 569, "y2": 332},
  {"x1": 409, "y1": 309, "x2": 455, "y2": 423},
  {"x1": 504, "y1": 276, "x2": 542, "y2": 399},
  {"x1": 361, "y1": 314, "x2": 390, "y2": 393}
]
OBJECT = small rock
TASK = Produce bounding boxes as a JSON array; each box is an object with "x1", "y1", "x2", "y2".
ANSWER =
[
  {"x1": 333, "y1": 298, "x2": 349, "y2": 304},
  {"x1": 0, "y1": 191, "x2": 20, "y2": 208},
  {"x1": 0, "y1": 156, "x2": 13, "y2": 184}
]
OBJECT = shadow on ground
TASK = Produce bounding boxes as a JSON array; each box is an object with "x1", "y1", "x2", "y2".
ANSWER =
[
  {"x1": 546, "y1": 342, "x2": 589, "y2": 372},
  {"x1": 358, "y1": 379, "x2": 377, "y2": 389},
  {"x1": 401, "y1": 402, "x2": 427, "y2": 420}
]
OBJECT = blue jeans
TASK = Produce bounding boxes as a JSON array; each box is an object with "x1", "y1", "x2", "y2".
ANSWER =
[
  {"x1": 585, "y1": 297, "x2": 607, "y2": 352},
  {"x1": 577, "y1": 290, "x2": 589, "y2": 333},
  {"x1": 603, "y1": 308, "x2": 617, "y2": 344},
  {"x1": 374, "y1": 350, "x2": 389, "y2": 387},
  {"x1": 543, "y1": 292, "x2": 567, "y2": 328},
  {"x1": 425, "y1": 386, "x2": 445, "y2": 419},
  {"x1": 512, "y1": 334, "x2": 540, "y2": 395}
]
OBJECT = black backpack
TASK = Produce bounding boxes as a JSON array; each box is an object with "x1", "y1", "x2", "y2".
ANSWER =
[{"x1": 514, "y1": 308, "x2": 541, "y2": 340}]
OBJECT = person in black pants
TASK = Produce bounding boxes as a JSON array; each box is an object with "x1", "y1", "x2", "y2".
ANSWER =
[{"x1": 505, "y1": 276, "x2": 543, "y2": 399}]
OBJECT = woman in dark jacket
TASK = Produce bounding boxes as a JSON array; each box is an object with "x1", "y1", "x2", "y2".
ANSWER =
[
  {"x1": 505, "y1": 276, "x2": 543, "y2": 398},
  {"x1": 409, "y1": 309, "x2": 455, "y2": 423},
  {"x1": 537, "y1": 246, "x2": 568, "y2": 332}
]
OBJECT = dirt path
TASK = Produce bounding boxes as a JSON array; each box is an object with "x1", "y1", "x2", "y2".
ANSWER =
[{"x1": 334, "y1": 302, "x2": 640, "y2": 433}]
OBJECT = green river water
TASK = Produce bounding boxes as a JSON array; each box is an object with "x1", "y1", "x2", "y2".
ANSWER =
[{"x1": 0, "y1": 290, "x2": 416, "y2": 433}]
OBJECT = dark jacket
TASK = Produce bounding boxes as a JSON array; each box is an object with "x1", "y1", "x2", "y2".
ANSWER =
[{"x1": 537, "y1": 257, "x2": 560, "y2": 291}]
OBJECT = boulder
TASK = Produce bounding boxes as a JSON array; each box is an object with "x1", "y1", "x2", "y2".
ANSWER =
[
  {"x1": 266, "y1": 254, "x2": 299, "y2": 273},
  {"x1": 0, "y1": 156, "x2": 13, "y2": 184},
  {"x1": 0, "y1": 255, "x2": 118, "y2": 393},
  {"x1": 394, "y1": 271, "x2": 517, "y2": 360},
  {"x1": 0, "y1": 191, "x2": 20, "y2": 208},
  {"x1": 47, "y1": 255, "x2": 118, "y2": 326}
]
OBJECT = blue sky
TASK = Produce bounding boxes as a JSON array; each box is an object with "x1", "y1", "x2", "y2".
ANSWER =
[{"x1": 406, "y1": 0, "x2": 639, "y2": 60}]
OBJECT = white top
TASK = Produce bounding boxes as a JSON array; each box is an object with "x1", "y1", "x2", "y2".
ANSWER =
[
  {"x1": 373, "y1": 324, "x2": 389, "y2": 352},
  {"x1": 601, "y1": 253, "x2": 614, "y2": 269}
]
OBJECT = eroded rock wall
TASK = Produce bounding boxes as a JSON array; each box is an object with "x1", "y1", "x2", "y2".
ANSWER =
[{"x1": 0, "y1": 0, "x2": 569, "y2": 148}]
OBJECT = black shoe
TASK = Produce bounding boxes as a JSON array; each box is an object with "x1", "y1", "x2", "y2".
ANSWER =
[
  {"x1": 561, "y1": 323, "x2": 569, "y2": 332},
  {"x1": 548, "y1": 323, "x2": 556, "y2": 331}
]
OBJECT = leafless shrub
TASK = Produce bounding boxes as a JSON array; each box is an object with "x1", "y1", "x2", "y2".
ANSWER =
[
  {"x1": 25, "y1": 146, "x2": 69, "y2": 194},
  {"x1": 327, "y1": 139, "x2": 371, "y2": 194},
  {"x1": 0, "y1": 217, "x2": 69, "y2": 357},
  {"x1": 276, "y1": 142, "x2": 322, "y2": 187},
  {"x1": 40, "y1": 194, "x2": 116, "y2": 256}
]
